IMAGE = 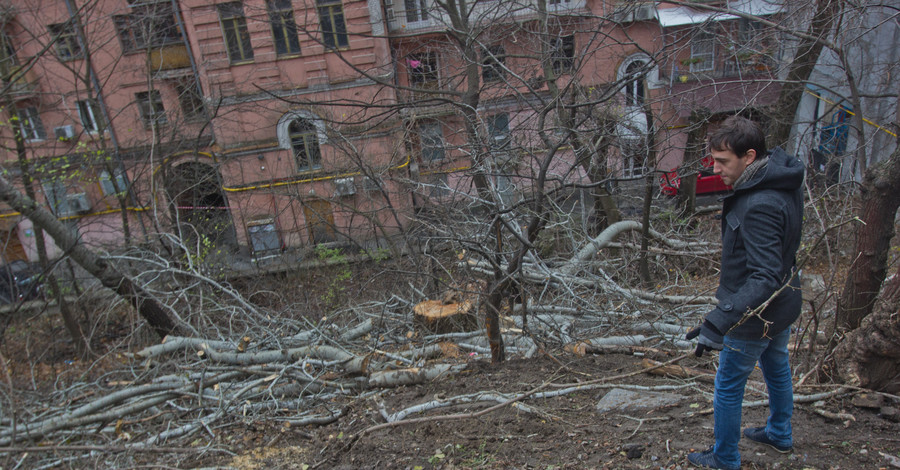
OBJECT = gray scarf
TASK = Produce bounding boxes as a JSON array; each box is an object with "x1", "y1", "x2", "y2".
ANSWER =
[{"x1": 733, "y1": 156, "x2": 769, "y2": 189}]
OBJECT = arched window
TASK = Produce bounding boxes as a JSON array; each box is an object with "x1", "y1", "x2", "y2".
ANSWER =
[
  {"x1": 624, "y1": 60, "x2": 645, "y2": 107},
  {"x1": 289, "y1": 118, "x2": 321, "y2": 171}
]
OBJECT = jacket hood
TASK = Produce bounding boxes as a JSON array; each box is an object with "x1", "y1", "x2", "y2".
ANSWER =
[{"x1": 736, "y1": 147, "x2": 805, "y2": 192}]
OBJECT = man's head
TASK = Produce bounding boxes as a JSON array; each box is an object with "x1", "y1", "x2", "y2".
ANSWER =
[{"x1": 707, "y1": 116, "x2": 767, "y2": 186}]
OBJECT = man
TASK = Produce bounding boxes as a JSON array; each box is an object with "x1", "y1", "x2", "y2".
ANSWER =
[{"x1": 685, "y1": 115, "x2": 805, "y2": 470}]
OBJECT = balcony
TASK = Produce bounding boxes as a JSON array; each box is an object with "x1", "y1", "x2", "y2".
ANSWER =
[
  {"x1": 2, "y1": 65, "x2": 40, "y2": 99},
  {"x1": 149, "y1": 44, "x2": 191, "y2": 74}
]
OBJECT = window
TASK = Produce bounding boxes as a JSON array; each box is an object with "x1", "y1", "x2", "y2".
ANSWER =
[
  {"x1": 551, "y1": 35, "x2": 575, "y2": 74},
  {"x1": 17, "y1": 106, "x2": 46, "y2": 141},
  {"x1": 481, "y1": 45, "x2": 505, "y2": 82},
  {"x1": 77, "y1": 99, "x2": 105, "y2": 133},
  {"x1": 404, "y1": 0, "x2": 428, "y2": 23},
  {"x1": 43, "y1": 181, "x2": 71, "y2": 216},
  {"x1": 268, "y1": 0, "x2": 301, "y2": 56},
  {"x1": 136, "y1": 90, "x2": 167, "y2": 127},
  {"x1": 100, "y1": 169, "x2": 129, "y2": 196},
  {"x1": 113, "y1": 2, "x2": 183, "y2": 53},
  {"x1": 418, "y1": 121, "x2": 444, "y2": 162},
  {"x1": 289, "y1": 118, "x2": 322, "y2": 171},
  {"x1": 48, "y1": 22, "x2": 82, "y2": 60},
  {"x1": 690, "y1": 29, "x2": 715, "y2": 72},
  {"x1": 0, "y1": 31, "x2": 17, "y2": 79},
  {"x1": 317, "y1": 0, "x2": 348, "y2": 50},
  {"x1": 623, "y1": 60, "x2": 645, "y2": 107},
  {"x1": 487, "y1": 113, "x2": 510, "y2": 151},
  {"x1": 218, "y1": 2, "x2": 254, "y2": 63},
  {"x1": 175, "y1": 78, "x2": 206, "y2": 121},
  {"x1": 621, "y1": 137, "x2": 646, "y2": 177},
  {"x1": 407, "y1": 52, "x2": 438, "y2": 87}
]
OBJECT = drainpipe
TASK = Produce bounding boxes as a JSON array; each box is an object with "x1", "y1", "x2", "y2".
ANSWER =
[{"x1": 62, "y1": 0, "x2": 148, "y2": 238}]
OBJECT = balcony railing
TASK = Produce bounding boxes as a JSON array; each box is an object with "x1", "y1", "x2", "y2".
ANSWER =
[
  {"x1": 2, "y1": 65, "x2": 40, "y2": 98},
  {"x1": 149, "y1": 44, "x2": 191, "y2": 72}
]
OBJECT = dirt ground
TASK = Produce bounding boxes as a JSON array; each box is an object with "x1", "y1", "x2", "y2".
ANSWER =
[{"x1": 184, "y1": 352, "x2": 899, "y2": 470}]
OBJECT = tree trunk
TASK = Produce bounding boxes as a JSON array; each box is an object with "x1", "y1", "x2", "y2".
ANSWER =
[
  {"x1": 833, "y1": 261, "x2": 900, "y2": 393},
  {"x1": 835, "y1": 145, "x2": 900, "y2": 333},
  {"x1": 675, "y1": 109, "x2": 710, "y2": 218},
  {"x1": 767, "y1": 0, "x2": 842, "y2": 148},
  {"x1": 0, "y1": 173, "x2": 180, "y2": 339}
]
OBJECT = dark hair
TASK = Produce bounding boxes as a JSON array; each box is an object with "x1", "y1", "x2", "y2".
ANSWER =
[{"x1": 708, "y1": 115, "x2": 766, "y2": 158}]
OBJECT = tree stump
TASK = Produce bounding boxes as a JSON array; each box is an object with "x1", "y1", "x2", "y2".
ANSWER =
[{"x1": 413, "y1": 299, "x2": 479, "y2": 334}]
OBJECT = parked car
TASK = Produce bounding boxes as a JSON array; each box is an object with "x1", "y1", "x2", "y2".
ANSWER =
[
  {"x1": 659, "y1": 154, "x2": 730, "y2": 197},
  {"x1": 0, "y1": 260, "x2": 45, "y2": 304}
]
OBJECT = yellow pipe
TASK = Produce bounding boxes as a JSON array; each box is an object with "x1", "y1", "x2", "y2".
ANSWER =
[
  {"x1": 804, "y1": 89, "x2": 897, "y2": 138},
  {"x1": 222, "y1": 154, "x2": 412, "y2": 192}
]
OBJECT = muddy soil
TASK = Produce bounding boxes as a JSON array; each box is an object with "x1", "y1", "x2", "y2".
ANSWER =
[{"x1": 194, "y1": 353, "x2": 899, "y2": 470}]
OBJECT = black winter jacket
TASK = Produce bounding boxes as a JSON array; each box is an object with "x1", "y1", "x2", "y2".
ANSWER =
[{"x1": 705, "y1": 147, "x2": 805, "y2": 340}]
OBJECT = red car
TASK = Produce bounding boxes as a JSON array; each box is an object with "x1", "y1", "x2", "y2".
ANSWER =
[{"x1": 659, "y1": 154, "x2": 730, "y2": 197}]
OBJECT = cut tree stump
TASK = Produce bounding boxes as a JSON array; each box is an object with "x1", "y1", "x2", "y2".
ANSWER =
[{"x1": 413, "y1": 299, "x2": 479, "y2": 334}]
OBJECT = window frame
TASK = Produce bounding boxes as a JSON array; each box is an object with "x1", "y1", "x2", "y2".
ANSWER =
[
  {"x1": 76, "y1": 99, "x2": 106, "y2": 133},
  {"x1": 317, "y1": 0, "x2": 349, "y2": 50},
  {"x1": 690, "y1": 28, "x2": 715, "y2": 72},
  {"x1": 481, "y1": 45, "x2": 506, "y2": 82},
  {"x1": 268, "y1": 0, "x2": 302, "y2": 57},
  {"x1": 48, "y1": 22, "x2": 83, "y2": 61},
  {"x1": 218, "y1": 2, "x2": 255, "y2": 64},
  {"x1": 174, "y1": 78, "x2": 206, "y2": 122},
  {"x1": 113, "y1": 2, "x2": 184, "y2": 54},
  {"x1": 17, "y1": 106, "x2": 46, "y2": 141},
  {"x1": 623, "y1": 60, "x2": 646, "y2": 107},
  {"x1": 418, "y1": 120, "x2": 445, "y2": 163},
  {"x1": 135, "y1": 90, "x2": 167, "y2": 127},
  {"x1": 289, "y1": 118, "x2": 323, "y2": 172},
  {"x1": 42, "y1": 181, "x2": 71, "y2": 216},
  {"x1": 404, "y1": 0, "x2": 429, "y2": 23},
  {"x1": 99, "y1": 169, "x2": 129, "y2": 197},
  {"x1": 407, "y1": 51, "x2": 439, "y2": 88},
  {"x1": 551, "y1": 35, "x2": 575, "y2": 74},
  {"x1": 487, "y1": 113, "x2": 511, "y2": 152}
]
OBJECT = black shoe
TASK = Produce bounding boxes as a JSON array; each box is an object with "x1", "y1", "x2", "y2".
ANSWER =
[
  {"x1": 743, "y1": 426, "x2": 793, "y2": 453},
  {"x1": 687, "y1": 446, "x2": 740, "y2": 470}
]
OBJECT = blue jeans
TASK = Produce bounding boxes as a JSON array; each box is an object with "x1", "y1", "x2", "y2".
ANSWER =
[{"x1": 712, "y1": 327, "x2": 793, "y2": 468}]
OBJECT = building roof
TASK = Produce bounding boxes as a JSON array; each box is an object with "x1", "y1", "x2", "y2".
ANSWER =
[{"x1": 657, "y1": 0, "x2": 782, "y2": 27}]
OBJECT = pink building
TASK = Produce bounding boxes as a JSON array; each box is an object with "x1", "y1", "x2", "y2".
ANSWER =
[{"x1": 0, "y1": 0, "x2": 782, "y2": 264}]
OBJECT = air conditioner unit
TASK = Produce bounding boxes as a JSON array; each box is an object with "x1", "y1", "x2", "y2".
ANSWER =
[
  {"x1": 67, "y1": 192, "x2": 91, "y2": 213},
  {"x1": 54, "y1": 125, "x2": 75, "y2": 140},
  {"x1": 333, "y1": 177, "x2": 356, "y2": 197}
]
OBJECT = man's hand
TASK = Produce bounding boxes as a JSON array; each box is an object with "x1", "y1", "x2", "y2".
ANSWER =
[{"x1": 685, "y1": 320, "x2": 724, "y2": 357}]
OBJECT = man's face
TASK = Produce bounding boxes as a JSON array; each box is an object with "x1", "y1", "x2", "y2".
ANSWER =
[{"x1": 711, "y1": 147, "x2": 756, "y2": 187}]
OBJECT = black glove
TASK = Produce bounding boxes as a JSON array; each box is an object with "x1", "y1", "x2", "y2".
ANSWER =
[{"x1": 685, "y1": 320, "x2": 724, "y2": 357}]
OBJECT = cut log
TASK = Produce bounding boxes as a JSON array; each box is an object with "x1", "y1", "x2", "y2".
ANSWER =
[{"x1": 413, "y1": 299, "x2": 479, "y2": 334}]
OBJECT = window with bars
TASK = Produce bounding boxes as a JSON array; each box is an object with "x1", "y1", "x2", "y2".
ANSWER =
[
  {"x1": 407, "y1": 52, "x2": 438, "y2": 87},
  {"x1": 290, "y1": 118, "x2": 322, "y2": 171},
  {"x1": 690, "y1": 29, "x2": 715, "y2": 72},
  {"x1": 317, "y1": 0, "x2": 348, "y2": 50},
  {"x1": 48, "y1": 22, "x2": 83, "y2": 60},
  {"x1": 17, "y1": 106, "x2": 46, "y2": 141},
  {"x1": 136, "y1": 90, "x2": 167, "y2": 127},
  {"x1": 482, "y1": 45, "x2": 506, "y2": 82},
  {"x1": 42, "y1": 181, "x2": 71, "y2": 216},
  {"x1": 77, "y1": 99, "x2": 106, "y2": 133},
  {"x1": 175, "y1": 78, "x2": 206, "y2": 121},
  {"x1": 218, "y1": 2, "x2": 254, "y2": 63},
  {"x1": 113, "y1": 2, "x2": 183, "y2": 53},
  {"x1": 268, "y1": 0, "x2": 301, "y2": 56},
  {"x1": 551, "y1": 35, "x2": 575, "y2": 74}
]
